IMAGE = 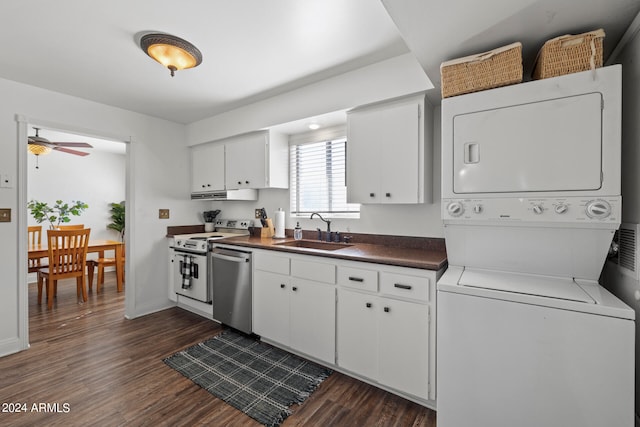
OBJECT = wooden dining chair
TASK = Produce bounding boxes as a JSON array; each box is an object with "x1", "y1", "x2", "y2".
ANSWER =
[
  {"x1": 37, "y1": 228, "x2": 91, "y2": 309},
  {"x1": 87, "y1": 249, "x2": 125, "y2": 293},
  {"x1": 56, "y1": 224, "x2": 85, "y2": 230},
  {"x1": 28, "y1": 225, "x2": 48, "y2": 273}
]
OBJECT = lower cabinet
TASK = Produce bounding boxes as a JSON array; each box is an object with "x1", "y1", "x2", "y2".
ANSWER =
[
  {"x1": 252, "y1": 249, "x2": 439, "y2": 404},
  {"x1": 337, "y1": 288, "x2": 430, "y2": 400},
  {"x1": 253, "y1": 252, "x2": 336, "y2": 364}
]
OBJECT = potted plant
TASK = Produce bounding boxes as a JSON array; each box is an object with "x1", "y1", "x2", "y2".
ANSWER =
[
  {"x1": 27, "y1": 199, "x2": 89, "y2": 229},
  {"x1": 107, "y1": 201, "x2": 125, "y2": 241}
]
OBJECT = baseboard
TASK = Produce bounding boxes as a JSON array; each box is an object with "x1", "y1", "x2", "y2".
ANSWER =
[{"x1": 0, "y1": 336, "x2": 29, "y2": 358}]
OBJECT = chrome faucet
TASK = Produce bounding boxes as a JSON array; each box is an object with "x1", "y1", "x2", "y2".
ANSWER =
[{"x1": 310, "y1": 212, "x2": 331, "y2": 241}]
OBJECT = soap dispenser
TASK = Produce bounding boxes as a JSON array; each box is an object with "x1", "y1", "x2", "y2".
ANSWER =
[{"x1": 294, "y1": 222, "x2": 303, "y2": 240}]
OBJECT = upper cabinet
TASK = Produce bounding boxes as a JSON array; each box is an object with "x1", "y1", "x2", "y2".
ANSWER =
[
  {"x1": 190, "y1": 130, "x2": 289, "y2": 195},
  {"x1": 346, "y1": 93, "x2": 433, "y2": 204},
  {"x1": 225, "y1": 130, "x2": 289, "y2": 190},
  {"x1": 191, "y1": 142, "x2": 225, "y2": 193}
]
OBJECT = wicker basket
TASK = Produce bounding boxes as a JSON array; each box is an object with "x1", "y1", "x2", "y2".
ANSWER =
[
  {"x1": 532, "y1": 29, "x2": 605, "y2": 80},
  {"x1": 440, "y1": 42, "x2": 523, "y2": 98}
]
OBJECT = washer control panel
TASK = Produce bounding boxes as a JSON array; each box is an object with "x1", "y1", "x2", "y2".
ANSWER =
[{"x1": 442, "y1": 196, "x2": 620, "y2": 224}]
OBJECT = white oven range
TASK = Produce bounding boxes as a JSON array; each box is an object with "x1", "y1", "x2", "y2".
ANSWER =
[{"x1": 172, "y1": 219, "x2": 252, "y2": 303}]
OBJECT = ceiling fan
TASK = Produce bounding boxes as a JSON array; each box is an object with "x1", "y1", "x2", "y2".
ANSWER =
[{"x1": 28, "y1": 127, "x2": 93, "y2": 157}]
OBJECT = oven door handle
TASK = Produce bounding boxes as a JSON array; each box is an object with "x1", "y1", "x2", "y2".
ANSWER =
[{"x1": 173, "y1": 248, "x2": 207, "y2": 256}]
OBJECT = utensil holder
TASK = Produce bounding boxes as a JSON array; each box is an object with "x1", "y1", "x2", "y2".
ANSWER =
[{"x1": 260, "y1": 219, "x2": 275, "y2": 238}]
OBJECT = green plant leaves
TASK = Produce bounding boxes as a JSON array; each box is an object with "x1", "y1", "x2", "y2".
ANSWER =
[{"x1": 27, "y1": 199, "x2": 88, "y2": 228}]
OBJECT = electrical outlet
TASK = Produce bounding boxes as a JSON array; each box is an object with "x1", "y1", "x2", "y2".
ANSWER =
[
  {"x1": 255, "y1": 209, "x2": 262, "y2": 219},
  {"x1": 159, "y1": 209, "x2": 170, "y2": 219},
  {"x1": 0, "y1": 208, "x2": 11, "y2": 222}
]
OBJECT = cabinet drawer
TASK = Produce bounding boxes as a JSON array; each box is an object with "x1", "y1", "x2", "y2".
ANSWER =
[
  {"x1": 291, "y1": 259, "x2": 336, "y2": 284},
  {"x1": 380, "y1": 272, "x2": 430, "y2": 302},
  {"x1": 338, "y1": 266, "x2": 378, "y2": 292},
  {"x1": 255, "y1": 252, "x2": 290, "y2": 275}
]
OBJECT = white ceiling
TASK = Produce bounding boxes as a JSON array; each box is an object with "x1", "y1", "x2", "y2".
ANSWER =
[
  {"x1": 3, "y1": 0, "x2": 640, "y2": 131},
  {"x1": 1, "y1": 0, "x2": 408, "y2": 125}
]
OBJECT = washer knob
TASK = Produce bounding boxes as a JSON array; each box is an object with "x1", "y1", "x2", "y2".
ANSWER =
[
  {"x1": 585, "y1": 200, "x2": 612, "y2": 219},
  {"x1": 532, "y1": 204, "x2": 544, "y2": 215},
  {"x1": 447, "y1": 201, "x2": 464, "y2": 217},
  {"x1": 554, "y1": 203, "x2": 568, "y2": 214}
]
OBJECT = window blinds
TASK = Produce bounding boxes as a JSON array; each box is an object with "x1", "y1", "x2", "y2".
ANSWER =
[{"x1": 289, "y1": 138, "x2": 359, "y2": 216}]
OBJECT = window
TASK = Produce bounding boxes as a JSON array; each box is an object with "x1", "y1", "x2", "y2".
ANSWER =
[{"x1": 290, "y1": 137, "x2": 359, "y2": 218}]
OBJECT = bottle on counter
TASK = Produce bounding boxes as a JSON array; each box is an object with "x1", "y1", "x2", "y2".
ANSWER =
[{"x1": 294, "y1": 222, "x2": 303, "y2": 240}]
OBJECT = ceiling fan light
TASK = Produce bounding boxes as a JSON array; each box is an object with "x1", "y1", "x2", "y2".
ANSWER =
[
  {"x1": 140, "y1": 33, "x2": 202, "y2": 77},
  {"x1": 27, "y1": 144, "x2": 52, "y2": 156}
]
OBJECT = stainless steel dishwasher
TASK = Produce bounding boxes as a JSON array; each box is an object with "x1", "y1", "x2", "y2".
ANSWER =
[{"x1": 210, "y1": 247, "x2": 252, "y2": 334}]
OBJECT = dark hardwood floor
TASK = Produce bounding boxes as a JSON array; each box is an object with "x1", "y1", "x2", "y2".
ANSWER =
[{"x1": 0, "y1": 273, "x2": 437, "y2": 426}]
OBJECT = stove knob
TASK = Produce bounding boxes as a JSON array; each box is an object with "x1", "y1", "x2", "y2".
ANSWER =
[
  {"x1": 585, "y1": 199, "x2": 612, "y2": 219},
  {"x1": 176, "y1": 240, "x2": 182, "y2": 246},
  {"x1": 447, "y1": 201, "x2": 464, "y2": 217},
  {"x1": 473, "y1": 204, "x2": 483, "y2": 214},
  {"x1": 554, "y1": 203, "x2": 568, "y2": 214},
  {"x1": 532, "y1": 204, "x2": 544, "y2": 215}
]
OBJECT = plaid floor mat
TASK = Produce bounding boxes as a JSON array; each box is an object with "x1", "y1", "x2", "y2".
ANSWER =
[{"x1": 164, "y1": 330, "x2": 333, "y2": 426}]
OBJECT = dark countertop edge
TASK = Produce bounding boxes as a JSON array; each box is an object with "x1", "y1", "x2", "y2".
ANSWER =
[{"x1": 218, "y1": 237, "x2": 447, "y2": 271}]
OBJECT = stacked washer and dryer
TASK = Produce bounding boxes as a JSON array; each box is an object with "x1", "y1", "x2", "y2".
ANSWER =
[{"x1": 437, "y1": 65, "x2": 635, "y2": 427}]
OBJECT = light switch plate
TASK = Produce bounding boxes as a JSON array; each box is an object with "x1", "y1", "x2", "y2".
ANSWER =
[
  {"x1": 0, "y1": 208, "x2": 11, "y2": 222},
  {"x1": 0, "y1": 174, "x2": 11, "y2": 188},
  {"x1": 159, "y1": 209, "x2": 170, "y2": 219}
]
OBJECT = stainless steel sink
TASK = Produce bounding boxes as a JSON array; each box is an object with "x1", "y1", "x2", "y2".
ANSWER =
[{"x1": 275, "y1": 240, "x2": 353, "y2": 251}]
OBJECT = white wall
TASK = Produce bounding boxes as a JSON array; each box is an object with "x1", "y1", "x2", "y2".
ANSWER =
[
  {"x1": 187, "y1": 53, "x2": 433, "y2": 145},
  {"x1": 0, "y1": 77, "x2": 194, "y2": 357},
  {"x1": 27, "y1": 147, "x2": 126, "y2": 242},
  {"x1": 601, "y1": 13, "x2": 640, "y2": 421}
]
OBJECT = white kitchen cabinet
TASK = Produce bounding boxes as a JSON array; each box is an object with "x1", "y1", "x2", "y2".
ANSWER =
[
  {"x1": 225, "y1": 130, "x2": 289, "y2": 190},
  {"x1": 253, "y1": 270, "x2": 290, "y2": 345},
  {"x1": 336, "y1": 288, "x2": 378, "y2": 379},
  {"x1": 338, "y1": 289, "x2": 429, "y2": 398},
  {"x1": 191, "y1": 142, "x2": 225, "y2": 192},
  {"x1": 253, "y1": 250, "x2": 336, "y2": 364},
  {"x1": 347, "y1": 92, "x2": 432, "y2": 204},
  {"x1": 336, "y1": 261, "x2": 437, "y2": 401},
  {"x1": 289, "y1": 277, "x2": 336, "y2": 363}
]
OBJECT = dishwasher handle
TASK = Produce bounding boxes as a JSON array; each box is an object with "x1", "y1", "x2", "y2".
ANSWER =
[{"x1": 211, "y1": 248, "x2": 251, "y2": 263}]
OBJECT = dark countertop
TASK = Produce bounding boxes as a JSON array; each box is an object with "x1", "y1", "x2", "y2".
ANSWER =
[{"x1": 218, "y1": 235, "x2": 447, "y2": 271}]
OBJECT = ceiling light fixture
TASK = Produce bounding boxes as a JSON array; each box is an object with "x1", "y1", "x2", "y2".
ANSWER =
[
  {"x1": 27, "y1": 144, "x2": 51, "y2": 169},
  {"x1": 140, "y1": 33, "x2": 202, "y2": 77},
  {"x1": 308, "y1": 123, "x2": 321, "y2": 130},
  {"x1": 27, "y1": 144, "x2": 52, "y2": 156}
]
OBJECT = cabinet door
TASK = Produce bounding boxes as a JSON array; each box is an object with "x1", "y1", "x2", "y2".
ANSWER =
[
  {"x1": 253, "y1": 270, "x2": 289, "y2": 346},
  {"x1": 378, "y1": 101, "x2": 421, "y2": 203},
  {"x1": 337, "y1": 289, "x2": 378, "y2": 379},
  {"x1": 378, "y1": 298, "x2": 430, "y2": 399},
  {"x1": 347, "y1": 99, "x2": 422, "y2": 204},
  {"x1": 225, "y1": 133, "x2": 267, "y2": 189},
  {"x1": 289, "y1": 279, "x2": 336, "y2": 364},
  {"x1": 191, "y1": 143, "x2": 225, "y2": 192},
  {"x1": 346, "y1": 109, "x2": 382, "y2": 203}
]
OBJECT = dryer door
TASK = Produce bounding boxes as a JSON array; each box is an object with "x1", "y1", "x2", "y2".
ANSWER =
[{"x1": 452, "y1": 92, "x2": 602, "y2": 194}]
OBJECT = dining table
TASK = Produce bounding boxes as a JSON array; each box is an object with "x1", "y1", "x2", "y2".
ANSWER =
[{"x1": 28, "y1": 239, "x2": 125, "y2": 292}]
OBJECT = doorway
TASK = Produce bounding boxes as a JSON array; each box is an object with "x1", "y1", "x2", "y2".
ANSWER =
[{"x1": 19, "y1": 119, "x2": 130, "y2": 346}]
